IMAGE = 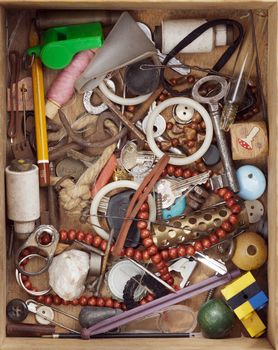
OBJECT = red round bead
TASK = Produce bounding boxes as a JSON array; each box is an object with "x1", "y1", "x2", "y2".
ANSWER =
[
  {"x1": 92, "y1": 235, "x2": 102, "y2": 247},
  {"x1": 194, "y1": 241, "x2": 203, "y2": 252},
  {"x1": 134, "y1": 250, "x2": 143, "y2": 261},
  {"x1": 140, "y1": 229, "x2": 151, "y2": 239},
  {"x1": 88, "y1": 297, "x2": 97, "y2": 306},
  {"x1": 178, "y1": 246, "x2": 187, "y2": 257},
  {"x1": 218, "y1": 188, "x2": 228, "y2": 197},
  {"x1": 183, "y1": 169, "x2": 192, "y2": 178},
  {"x1": 151, "y1": 253, "x2": 162, "y2": 264},
  {"x1": 44, "y1": 295, "x2": 53, "y2": 306},
  {"x1": 100, "y1": 240, "x2": 107, "y2": 251},
  {"x1": 161, "y1": 273, "x2": 171, "y2": 281},
  {"x1": 62, "y1": 299, "x2": 71, "y2": 305},
  {"x1": 105, "y1": 298, "x2": 114, "y2": 308},
  {"x1": 113, "y1": 301, "x2": 122, "y2": 309},
  {"x1": 185, "y1": 245, "x2": 195, "y2": 256},
  {"x1": 145, "y1": 294, "x2": 155, "y2": 302},
  {"x1": 21, "y1": 248, "x2": 31, "y2": 257},
  {"x1": 167, "y1": 277, "x2": 174, "y2": 285},
  {"x1": 140, "y1": 203, "x2": 149, "y2": 212},
  {"x1": 174, "y1": 168, "x2": 183, "y2": 178},
  {"x1": 201, "y1": 238, "x2": 211, "y2": 249},
  {"x1": 36, "y1": 295, "x2": 45, "y2": 303},
  {"x1": 84, "y1": 233, "x2": 94, "y2": 245},
  {"x1": 125, "y1": 247, "x2": 135, "y2": 258},
  {"x1": 143, "y1": 238, "x2": 153, "y2": 248},
  {"x1": 209, "y1": 234, "x2": 219, "y2": 245},
  {"x1": 137, "y1": 211, "x2": 149, "y2": 220},
  {"x1": 226, "y1": 198, "x2": 237, "y2": 208},
  {"x1": 216, "y1": 228, "x2": 226, "y2": 239},
  {"x1": 158, "y1": 267, "x2": 169, "y2": 276},
  {"x1": 97, "y1": 298, "x2": 105, "y2": 307},
  {"x1": 160, "y1": 250, "x2": 169, "y2": 261},
  {"x1": 23, "y1": 280, "x2": 32, "y2": 290},
  {"x1": 67, "y1": 229, "x2": 76, "y2": 241},
  {"x1": 137, "y1": 221, "x2": 147, "y2": 229},
  {"x1": 71, "y1": 298, "x2": 79, "y2": 306},
  {"x1": 79, "y1": 296, "x2": 88, "y2": 306},
  {"x1": 142, "y1": 250, "x2": 150, "y2": 261},
  {"x1": 53, "y1": 295, "x2": 62, "y2": 305},
  {"x1": 147, "y1": 245, "x2": 158, "y2": 256},
  {"x1": 140, "y1": 298, "x2": 147, "y2": 305},
  {"x1": 168, "y1": 247, "x2": 178, "y2": 259},
  {"x1": 59, "y1": 229, "x2": 68, "y2": 241},
  {"x1": 229, "y1": 214, "x2": 238, "y2": 225},
  {"x1": 155, "y1": 261, "x2": 166, "y2": 270},
  {"x1": 224, "y1": 191, "x2": 233, "y2": 201},
  {"x1": 221, "y1": 220, "x2": 233, "y2": 232},
  {"x1": 76, "y1": 231, "x2": 85, "y2": 241},
  {"x1": 231, "y1": 204, "x2": 241, "y2": 214},
  {"x1": 167, "y1": 165, "x2": 175, "y2": 176}
]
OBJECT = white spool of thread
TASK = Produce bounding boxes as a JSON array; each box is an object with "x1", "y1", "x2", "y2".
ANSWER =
[
  {"x1": 154, "y1": 19, "x2": 230, "y2": 54},
  {"x1": 5, "y1": 164, "x2": 40, "y2": 236}
]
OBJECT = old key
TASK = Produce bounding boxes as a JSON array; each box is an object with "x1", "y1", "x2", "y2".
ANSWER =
[{"x1": 192, "y1": 76, "x2": 240, "y2": 192}]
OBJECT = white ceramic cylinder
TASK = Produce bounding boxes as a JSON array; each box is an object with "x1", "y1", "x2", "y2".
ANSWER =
[
  {"x1": 160, "y1": 19, "x2": 227, "y2": 54},
  {"x1": 5, "y1": 164, "x2": 40, "y2": 235}
]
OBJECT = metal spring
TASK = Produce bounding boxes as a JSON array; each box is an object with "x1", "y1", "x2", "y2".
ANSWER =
[
  {"x1": 205, "y1": 287, "x2": 216, "y2": 302},
  {"x1": 156, "y1": 193, "x2": 163, "y2": 221}
]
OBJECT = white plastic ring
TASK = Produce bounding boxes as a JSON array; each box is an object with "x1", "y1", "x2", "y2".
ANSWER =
[
  {"x1": 99, "y1": 80, "x2": 152, "y2": 106},
  {"x1": 35, "y1": 305, "x2": 54, "y2": 325},
  {"x1": 146, "y1": 97, "x2": 213, "y2": 165},
  {"x1": 90, "y1": 180, "x2": 156, "y2": 240}
]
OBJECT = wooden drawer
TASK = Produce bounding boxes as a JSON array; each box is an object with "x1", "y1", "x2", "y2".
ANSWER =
[{"x1": 0, "y1": 1, "x2": 277, "y2": 349}]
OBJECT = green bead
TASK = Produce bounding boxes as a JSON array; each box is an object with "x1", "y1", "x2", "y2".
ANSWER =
[{"x1": 197, "y1": 298, "x2": 235, "y2": 339}]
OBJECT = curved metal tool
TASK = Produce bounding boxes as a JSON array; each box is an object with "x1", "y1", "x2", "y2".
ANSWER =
[
  {"x1": 192, "y1": 76, "x2": 239, "y2": 192},
  {"x1": 15, "y1": 225, "x2": 59, "y2": 276}
]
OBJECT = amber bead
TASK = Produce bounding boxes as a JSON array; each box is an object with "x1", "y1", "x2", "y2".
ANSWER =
[
  {"x1": 137, "y1": 221, "x2": 147, "y2": 229},
  {"x1": 201, "y1": 238, "x2": 211, "y2": 249},
  {"x1": 185, "y1": 245, "x2": 195, "y2": 256},
  {"x1": 166, "y1": 165, "x2": 175, "y2": 176},
  {"x1": 140, "y1": 203, "x2": 149, "y2": 212},
  {"x1": 183, "y1": 169, "x2": 192, "y2": 178},
  {"x1": 156, "y1": 261, "x2": 166, "y2": 270},
  {"x1": 137, "y1": 211, "x2": 149, "y2": 220},
  {"x1": 216, "y1": 228, "x2": 226, "y2": 239},
  {"x1": 177, "y1": 246, "x2": 187, "y2": 257},
  {"x1": 125, "y1": 247, "x2": 135, "y2": 258},
  {"x1": 231, "y1": 204, "x2": 241, "y2": 214},
  {"x1": 146, "y1": 294, "x2": 155, "y2": 302},
  {"x1": 160, "y1": 250, "x2": 169, "y2": 261},
  {"x1": 143, "y1": 238, "x2": 153, "y2": 248},
  {"x1": 84, "y1": 233, "x2": 94, "y2": 245},
  {"x1": 105, "y1": 298, "x2": 114, "y2": 308},
  {"x1": 100, "y1": 240, "x2": 107, "y2": 251},
  {"x1": 168, "y1": 247, "x2": 178, "y2": 259},
  {"x1": 194, "y1": 241, "x2": 203, "y2": 252},
  {"x1": 36, "y1": 295, "x2": 45, "y2": 304},
  {"x1": 140, "y1": 229, "x2": 151, "y2": 239},
  {"x1": 221, "y1": 220, "x2": 232, "y2": 232},
  {"x1": 209, "y1": 234, "x2": 219, "y2": 245},
  {"x1": 59, "y1": 229, "x2": 68, "y2": 241},
  {"x1": 97, "y1": 298, "x2": 105, "y2": 307},
  {"x1": 142, "y1": 250, "x2": 150, "y2": 261},
  {"x1": 21, "y1": 275, "x2": 29, "y2": 282},
  {"x1": 113, "y1": 301, "x2": 122, "y2": 309},
  {"x1": 76, "y1": 231, "x2": 85, "y2": 241},
  {"x1": 67, "y1": 229, "x2": 76, "y2": 241},
  {"x1": 62, "y1": 299, "x2": 71, "y2": 305},
  {"x1": 134, "y1": 250, "x2": 143, "y2": 261},
  {"x1": 229, "y1": 214, "x2": 238, "y2": 225},
  {"x1": 53, "y1": 295, "x2": 62, "y2": 306},
  {"x1": 166, "y1": 122, "x2": 174, "y2": 130},
  {"x1": 147, "y1": 245, "x2": 158, "y2": 256},
  {"x1": 92, "y1": 235, "x2": 102, "y2": 247},
  {"x1": 40, "y1": 233, "x2": 52, "y2": 245},
  {"x1": 79, "y1": 296, "x2": 88, "y2": 306},
  {"x1": 167, "y1": 277, "x2": 174, "y2": 285},
  {"x1": 127, "y1": 105, "x2": 135, "y2": 113},
  {"x1": 226, "y1": 198, "x2": 237, "y2": 208},
  {"x1": 187, "y1": 75, "x2": 195, "y2": 84},
  {"x1": 158, "y1": 267, "x2": 169, "y2": 276},
  {"x1": 140, "y1": 298, "x2": 147, "y2": 305},
  {"x1": 161, "y1": 273, "x2": 171, "y2": 282},
  {"x1": 44, "y1": 295, "x2": 53, "y2": 306},
  {"x1": 223, "y1": 191, "x2": 233, "y2": 201},
  {"x1": 151, "y1": 253, "x2": 162, "y2": 264},
  {"x1": 88, "y1": 296, "x2": 97, "y2": 306},
  {"x1": 174, "y1": 167, "x2": 183, "y2": 178},
  {"x1": 218, "y1": 188, "x2": 228, "y2": 197},
  {"x1": 23, "y1": 280, "x2": 32, "y2": 290},
  {"x1": 187, "y1": 140, "x2": 195, "y2": 148}
]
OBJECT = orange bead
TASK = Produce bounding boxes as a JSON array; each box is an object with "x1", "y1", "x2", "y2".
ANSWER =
[
  {"x1": 194, "y1": 241, "x2": 203, "y2": 252},
  {"x1": 143, "y1": 238, "x2": 153, "y2": 248},
  {"x1": 229, "y1": 214, "x2": 238, "y2": 225},
  {"x1": 53, "y1": 295, "x2": 62, "y2": 305},
  {"x1": 59, "y1": 229, "x2": 68, "y2": 241},
  {"x1": 84, "y1": 233, "x2": 94, "y2": 245},
  {"x1": 140, "y1": 229, "x2": 151, "y2": 239},
  {"x1": 201, "y1": 238, "x2": 211, "y2": 249},
  {"x1": 88, "y1": 297, "x2": 97, "y2": 306},
  {"x1": 142, "y1": 250, "x2": 150, "y2": 261},
  {"x1": 231, "y1": 204, "x2": 241, "y2": 214},
  {"x1": 217, "y1": 188, "x2": 228, "y2": 197},
  {"x1": 221, "y1": 220, "x2": 232, "y2": 232},
  {"x1": 137, "y1": 221, "x2": 147, "y2": 229},
  {"x1": 145, "y1": 294, "x2": 155, "y2": 302},
  {"x1": 140, "y1": 203, "x2": 149, "y2": 212},
  {"x1": 125, "y1": 247, "x2": 135, "y2": 258},
  {"x1": 168, "y1": 247, "x2": 178, "y2": 259},
  {"x1": 134, "y1": 250, "x2": 143, "y2": 261},
  {"x1": 97, "y1": 298, "x2": 105, "y2": 307},
  {"x1": 105, "y1": 298, "x2": 114, "y2": 308},
  {"x1": 185, "y1": 245, "x2": 195, "y2": 256},
  {"x1": 76, "y1": 231, "x2": 85, "y2": 241},
  {"x1": 216, "y1": 228, "x2": 226, "y2": 239},
  {"x1": 209, "y1": 234, "x2": 219, "y2": 245},
  {"x1": 79, "y1": 296, "x2": 88, "y2": 306},
  {"x1": 137, "y1": 211, "x2": 149, "y2": 220},
  {"x1": 167, "y1": 165, "x2": 175, "y2": 176},
  {"x1": 156, "y1": 261, "x2": 166, "y2": 270},
  {"x1": 151, "y1": 253, "x2": 162, "y2": 264},
  {"x1": 147, "y1": 245, "x2": 158, "y2": 256},
  {"x1": 174, "y1": 168, "x2": 183, "y2": 178},
  {"x1": 160, "y1": 250, "x2": 169, "y2": 261},
  {"x1": 93, "y1": 235, "x2": 102, "y2": 247},
  {"x1": 100, "y1": 240, "x2": 107, "y2": 251},
  {"x1": 178, "y1": 246, "x2": 187, "y2": 257},
  {"x1": 67, "y1": 229, "x2": 76, "y2": 241},
  {"x1": 183, "y1": 169, "x2": 192, "y2": 179},
  {"x1": 224, "y1": 191, "x2": 233, "y2": 201},
  {"x1": 44, "y1": 295, "x2": 53, "y2": 306}
]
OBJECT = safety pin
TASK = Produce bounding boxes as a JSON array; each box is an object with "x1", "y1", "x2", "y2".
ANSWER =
[{"x1": 26, "y1": 300, "x2": 80, "y2": 334}]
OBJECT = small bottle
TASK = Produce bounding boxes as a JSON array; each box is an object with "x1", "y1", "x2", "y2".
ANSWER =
[{"x1": 154, "y1": 19, "x2": 234, "y2": 54}]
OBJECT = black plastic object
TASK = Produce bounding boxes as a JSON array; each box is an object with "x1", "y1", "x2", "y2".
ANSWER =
[
  {"x1": 202, "y1": 144, "x2": 220, "y2": 166},
  {"x1": 79, "y1": 307, "x2": 123, "y2": 328},
  {"x1": 123, "y1": 274, "x2": 169, "y2": 310},
  {"x1": 124, "y1": 58, "x2": 160, "y2": 96},
  {"x1": 106, "y1": 190, "x2": 140, "y2": 248},
  {"x1": 6, "y1": 299, "x2": 28, "y2": 323}
]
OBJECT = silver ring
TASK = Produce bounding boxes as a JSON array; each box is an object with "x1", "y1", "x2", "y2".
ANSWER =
[{"x1": 16, "y1": 254, "x2": 52, "y2": 296}]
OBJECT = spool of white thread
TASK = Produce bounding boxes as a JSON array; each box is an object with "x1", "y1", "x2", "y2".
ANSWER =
[
  {"x1": 5, "y1": 164, "x2": 40, "y2": 236},
  {"x1": 154, "y1": 19, "x2": 230, "y2": 54}
]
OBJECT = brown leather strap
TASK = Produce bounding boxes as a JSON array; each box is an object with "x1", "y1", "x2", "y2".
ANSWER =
[{"x1": 113, "y1": 155, "x2": 170, "y2": 256}]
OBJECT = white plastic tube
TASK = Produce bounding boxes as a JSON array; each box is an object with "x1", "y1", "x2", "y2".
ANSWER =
[
  {"x1": 99, "y1": 80, "x2": 151, "y2": 106},
  {"x1": 146, "y1": 97, "x2": 213, "y2": 165},
  {"x1": 90, "y1": 180, "x2": 156, "y2": 240},
  {"x1": 5, "y1": 165, "x2": 40, "y2": 235}
]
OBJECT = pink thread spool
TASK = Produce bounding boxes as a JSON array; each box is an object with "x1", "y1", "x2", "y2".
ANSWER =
[{"x1": 45, "y1": 50, "x2": 95, "y2": 119}]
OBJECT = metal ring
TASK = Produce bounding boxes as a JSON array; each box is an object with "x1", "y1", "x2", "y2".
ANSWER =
[
  {"x1": 191, "y1": 75, "x2": 228, "y2": 104},
  {"x1": 16, "y1": 254, "x2": 52, "y2": 296}
]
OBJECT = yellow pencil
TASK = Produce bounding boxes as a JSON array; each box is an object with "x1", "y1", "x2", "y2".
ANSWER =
[{"x1": 29, "y1": 22, "x2": 50, "y2": 187}]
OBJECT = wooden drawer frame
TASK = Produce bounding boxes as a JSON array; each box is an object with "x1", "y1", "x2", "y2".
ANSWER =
[{"x1": 0, "y1": 1, "x2": 277, "y2": 349}]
